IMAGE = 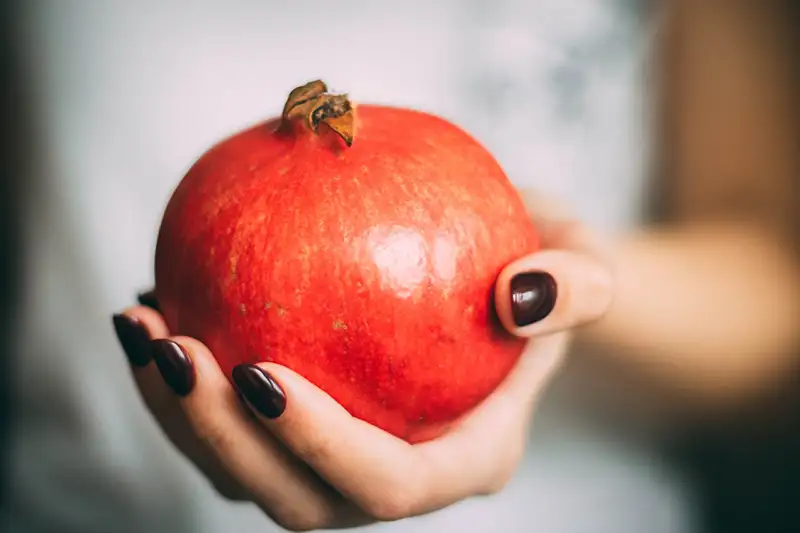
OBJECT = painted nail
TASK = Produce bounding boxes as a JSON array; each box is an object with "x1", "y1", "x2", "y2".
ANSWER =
[
  {"x1": 510, "y1": 271, "x2": 557, "y2": 327},
  {"x1": 112, "y1": 314, "x2": 152, "y2": 367},
  {"x1": 151, "y1": 339, "x2": 196, "y2": 397},
  {"x1": 137, "y1": 290, "x2": 160, "y2": 313},
  {"x1": 232, "y1": 364, "x2": 286, "y2": 419}
]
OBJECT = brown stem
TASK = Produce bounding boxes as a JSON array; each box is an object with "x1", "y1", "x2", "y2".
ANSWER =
[{"x1": 281, "y1": 80, "x2": 355, "y2": 147}]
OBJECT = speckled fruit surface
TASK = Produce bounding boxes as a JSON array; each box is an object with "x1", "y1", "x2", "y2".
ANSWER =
[{"x1": 155, "y1": 81, "x2": 538, "y2": 442}]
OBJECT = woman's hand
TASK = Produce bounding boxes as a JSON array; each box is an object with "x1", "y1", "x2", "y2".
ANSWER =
[{"x1": 112, "y1": 191, "x2": 613, "y2": 531}]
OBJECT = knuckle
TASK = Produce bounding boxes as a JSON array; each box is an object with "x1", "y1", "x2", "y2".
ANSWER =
[
  {"x1": 194, "y1": 419, "x2": 238, "y2": 456},
  {"x1": 361, "y1": 489, "x2": 418, "y2": 522}
]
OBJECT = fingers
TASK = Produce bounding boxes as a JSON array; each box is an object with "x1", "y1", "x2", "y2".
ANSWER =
[
  {"x1": 495, "y1": 249, "x2": 614, "y2": 338},
  {"x1": 112, "y1": 307, "x2": 174, "y2": 424},
  {"x1": 234, "y1": 362, "x2": 428, "y2": 520},
  {"x1": 114, "y1": 292, "x2": 565, "y2": 526},
  {"x1": 234, "y1": 351, "x2": 563, "y2": 521},
  {"x1": 112, "y1": 307, "x2": 249, "y2": 501},
  {"x1": 113, "y1": 301, "x2": 370, "y2": 528},
  {"x1": 160, "y1": 337, "x2": 367, "y2": 530},
  {"x1": 113, "y1": 306, "x2": 178, "y2": 420}
]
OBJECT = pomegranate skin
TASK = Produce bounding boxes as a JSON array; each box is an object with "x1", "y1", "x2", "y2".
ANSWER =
[{"x1": 155, "y1": 104, "x2": 538, "y2": 443}]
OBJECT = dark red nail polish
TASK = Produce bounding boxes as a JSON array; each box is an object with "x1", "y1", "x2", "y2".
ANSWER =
[
  {"x1": 112, "y1": 314, "x2": 152, "y2": 367},
  {"x1": 232, "y1": 365, "x2": 286, "y2": 419},
  {"x1": 151, "y1": 339, "x2": 196, "y2": 397},
  {"x1": 510, "y1": 271, "x2": 557, "y2": 327},
  {"x1": 137, "y1": 290, "x2": 160, "y2": 312}
]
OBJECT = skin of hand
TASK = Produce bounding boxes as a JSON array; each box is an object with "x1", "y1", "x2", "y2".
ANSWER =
[{"x1": 112, "y1": 191, "x2": 613, "y2": 531}]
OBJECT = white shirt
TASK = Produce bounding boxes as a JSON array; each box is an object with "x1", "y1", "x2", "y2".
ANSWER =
[{"x1": 4, "y1": 1, "x2": 695, "y2": 532}]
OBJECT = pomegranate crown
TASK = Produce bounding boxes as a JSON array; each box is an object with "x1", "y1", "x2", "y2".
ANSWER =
[{"x1": 281, "y1": 80, "x2": 354, "y2": 146}]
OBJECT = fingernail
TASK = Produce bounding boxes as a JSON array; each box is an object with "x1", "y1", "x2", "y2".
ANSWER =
[
  {"x1": 510, "y1": 271, "x2": 557, "y2": 327},
  {"x1": 231, "y1": 365, "x2": 286, "y2": 419},
  {"x1": 151, "y1": 339, "x2": 196, "y2": 397},
  {"x1": 112, "y1": 314, "x2": 152, "y2": 367},
  {"x1": 137, "y1": 290, "x2": 160, "y2": 312}
]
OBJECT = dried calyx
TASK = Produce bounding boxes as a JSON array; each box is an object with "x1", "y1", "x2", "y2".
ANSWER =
[{"x1": 281, "y1": 80, "x2": 355, "y2": 146}]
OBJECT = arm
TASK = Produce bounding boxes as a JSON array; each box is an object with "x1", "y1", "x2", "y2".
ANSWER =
[{"x1": 580, "y1": 0, "x2": 799, "y2": 413}]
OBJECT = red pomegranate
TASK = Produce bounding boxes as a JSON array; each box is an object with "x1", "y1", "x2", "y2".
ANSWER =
[{"x1": 155, "y1": 80, "x2": 538, "y2": 442}]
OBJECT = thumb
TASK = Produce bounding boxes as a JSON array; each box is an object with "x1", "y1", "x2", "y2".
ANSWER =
[
  {"x1": 495, "y1": 248, "x2": 614, "y2": 338},
  {"x1": 496, "y1": 191, "x2": 616, "y2": 338}
]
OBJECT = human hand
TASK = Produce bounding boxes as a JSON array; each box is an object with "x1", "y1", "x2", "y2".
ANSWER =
[{"x1": 112, "y1": 191, "x2": 613, "y2": 531}]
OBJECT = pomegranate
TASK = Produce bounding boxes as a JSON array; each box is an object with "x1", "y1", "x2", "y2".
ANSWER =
[{"x1": 155, "y1": 80, "x2": 538, "y2": 442}]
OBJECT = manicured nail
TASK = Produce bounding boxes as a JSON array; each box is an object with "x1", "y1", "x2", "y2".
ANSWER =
[
  {"x1": 150, "y1": 339, "x2": 196, "y2": 397},
  {"x1": 510, "y1": 271, "x2": 557, "y2": 327},
  {"x1": 137, "y1": 290, "x2": 160, "y2": 312},
  {"x1": 232, "y1": 364, "x2": 286, "y2": 419},
  {"x1": 112, "y1": 314, "x2": 152, "y2": 367}
]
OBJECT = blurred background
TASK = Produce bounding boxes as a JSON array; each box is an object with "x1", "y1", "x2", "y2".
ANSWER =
[{"x1": 0, "y1": 1, "x2": 797, "y2": 532}]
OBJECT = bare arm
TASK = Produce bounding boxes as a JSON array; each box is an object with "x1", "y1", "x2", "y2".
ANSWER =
[{"x1": 581, "y1": 0, "x2": 799, "y2": 413}]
